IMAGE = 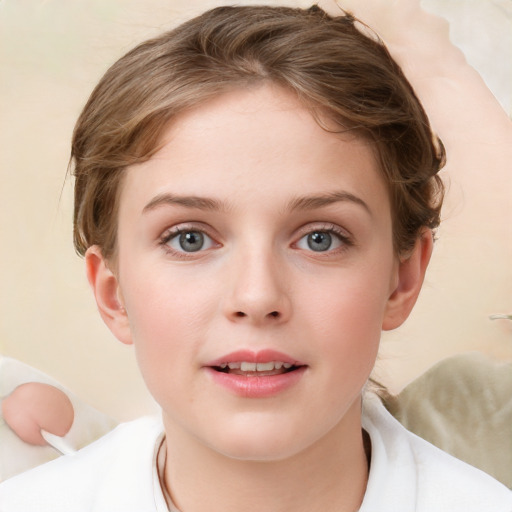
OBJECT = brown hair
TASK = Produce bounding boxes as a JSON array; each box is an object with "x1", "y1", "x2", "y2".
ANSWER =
[{"x1": 71, "y1": 5, "x2": 445, "y2": 260}]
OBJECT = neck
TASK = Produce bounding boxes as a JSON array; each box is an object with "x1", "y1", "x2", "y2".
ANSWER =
[{"x1": 162, "y1": 401, "x2": 369, "y2": 512}]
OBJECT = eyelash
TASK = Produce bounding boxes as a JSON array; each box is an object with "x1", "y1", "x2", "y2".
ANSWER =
[
  {"x1": 158, "y1": 225, "x2": 219, "y2": 258},
  {"x1": 158, "y1": 222, "x2": 354, "y2": 258},
  {"x1": 294, "y1": 223, "x2": 354, "y2": 255}
]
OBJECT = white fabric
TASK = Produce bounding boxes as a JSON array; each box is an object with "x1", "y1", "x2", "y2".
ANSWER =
[
  {"x1": 0, "y1": 416, "x2": 168, "y2": 512},
  {"x1": 359, "y1": 394, "x2": 512, "y2": 511},
  {"x1": 0, "y1": 356, "x2": 117, "y2": 482},
  {"x1": 0, "y1": 396, "x2": 510, "y2": 511}
]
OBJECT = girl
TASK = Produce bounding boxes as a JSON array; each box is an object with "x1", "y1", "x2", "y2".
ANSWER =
[{"x1": 1, "y1": 4, "x2": 510, "y2": 511}]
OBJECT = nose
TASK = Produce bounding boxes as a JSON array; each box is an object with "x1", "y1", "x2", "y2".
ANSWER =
[{"x1": 223, "y1": 247, "x2": 292, "y2": 326}]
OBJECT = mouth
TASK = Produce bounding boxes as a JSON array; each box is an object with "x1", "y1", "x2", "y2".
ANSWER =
[
  {"x1": 212, "y1": 361, "x2": 303, "y2": 377},
  {"x1": 204, "y1": 350, "x2": 307, "y2": 397}
]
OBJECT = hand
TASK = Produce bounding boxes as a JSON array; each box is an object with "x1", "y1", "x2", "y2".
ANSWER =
[{"x1": 2, "y1": 382, "x2": 74, "y2": 447}]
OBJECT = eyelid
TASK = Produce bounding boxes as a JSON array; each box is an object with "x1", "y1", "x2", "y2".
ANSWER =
[{"x1": 294, "y1": 222, "x2": 352, "y2": 240}]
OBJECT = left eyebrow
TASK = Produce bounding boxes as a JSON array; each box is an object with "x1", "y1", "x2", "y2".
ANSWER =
[{"x1": 286, "y1": 191, "x2": 372, "y2": 216}]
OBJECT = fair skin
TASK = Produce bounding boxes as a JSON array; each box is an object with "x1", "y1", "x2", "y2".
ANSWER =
[{"x1": 86, "y1": 84, "x2": 432, "y2": 512}]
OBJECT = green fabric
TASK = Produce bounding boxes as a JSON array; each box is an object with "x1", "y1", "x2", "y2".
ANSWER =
[{"x1": 383, "y1": 352, "x2": 512, "y2": 488}]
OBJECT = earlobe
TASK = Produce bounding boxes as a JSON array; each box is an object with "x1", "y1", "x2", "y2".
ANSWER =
[
  {"x1": 85, "y1": 246, "x2": 133, "y2": 345},
  {"x1": 382, "y1": 230, "x2": 433, "y2": 331}
]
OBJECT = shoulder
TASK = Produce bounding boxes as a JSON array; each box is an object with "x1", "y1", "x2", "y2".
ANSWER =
[
  {"x1": 0, "y1": 416, "x2": 164, "y2": 512},
  {"x1": 361, "y1": 393, "x2": 512, "y2": 512}
]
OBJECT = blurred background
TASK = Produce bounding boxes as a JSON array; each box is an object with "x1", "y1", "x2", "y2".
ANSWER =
[{"x1": 1, "y1": 0, "x2": 511, "y2": 422}]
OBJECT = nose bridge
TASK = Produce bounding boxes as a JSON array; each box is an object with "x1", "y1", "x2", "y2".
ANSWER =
[{"x1": 225, "y1": 238, "x2": 291, "y2": 324}]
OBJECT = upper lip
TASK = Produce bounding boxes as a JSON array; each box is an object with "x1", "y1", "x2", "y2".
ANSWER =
[{"x1": 204, "y1": 349, "x2": 305, "y2": 367}]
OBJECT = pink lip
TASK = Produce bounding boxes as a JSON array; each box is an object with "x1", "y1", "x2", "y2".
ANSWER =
[
  {"x1": 205, "y1": 349, "x2": 303, "y2": 367},
  {"x1": 203, "y1": 349, "x2": 307, "y2": 398}
]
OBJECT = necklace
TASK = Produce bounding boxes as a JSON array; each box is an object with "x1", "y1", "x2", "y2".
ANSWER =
[{"x1": 156, "y1": 437, "x2": 177, "y2": 511}]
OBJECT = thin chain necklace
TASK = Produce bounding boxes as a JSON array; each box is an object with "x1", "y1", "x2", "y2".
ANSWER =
[{"x1": 156, "y1": 438, "x2": 177, "y2": 511}]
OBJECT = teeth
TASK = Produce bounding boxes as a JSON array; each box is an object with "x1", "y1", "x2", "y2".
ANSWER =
[
  {"x1": 256, "y1": 362, "x2": 274, "y2": 371},
  {"x1": 221, "y1": 361, "x2": 294, "y2": 372}
]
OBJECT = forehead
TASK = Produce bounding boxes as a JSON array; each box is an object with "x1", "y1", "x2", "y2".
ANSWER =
[{"x1": 119, "y1": 83, "x2": 390, "y2": 220}]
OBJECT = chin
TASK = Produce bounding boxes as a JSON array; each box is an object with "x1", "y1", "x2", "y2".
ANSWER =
[
  {"x1": 214, "y1": 438, "x2": 303, "y2": 462},
  {"x1": 202, "y1": 416, "x2": 322, "y2": 462}
]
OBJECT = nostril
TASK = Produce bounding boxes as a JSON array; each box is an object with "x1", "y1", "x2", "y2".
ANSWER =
[{"x1": 232, "y1": 311, "x2": 281, "y2": 320}]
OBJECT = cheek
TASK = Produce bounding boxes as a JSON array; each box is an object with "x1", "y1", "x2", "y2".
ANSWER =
[
  {"x1": 313, "y1": 290, "x2": 383, "y2": 366},
  {"x1": 122, "y1": 262, "x2": 217, "y2": 335},
  {"x1": 119, "y1": 266, "x2": 219, "y2": 389},
  {"x1": 298, "y1": 265, "x2": 392, "y2": 371},
  {"x1": 300, "y1": 262, "x2": 392, "y2": 332}
]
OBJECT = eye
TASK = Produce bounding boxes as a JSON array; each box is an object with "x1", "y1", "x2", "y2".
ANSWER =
[
  {"x1": 295, "y1": 229, "x2": 347, "y2": 253},
  {"x1": 164, "y1": 229, "x2": 216, "y2": 253}
]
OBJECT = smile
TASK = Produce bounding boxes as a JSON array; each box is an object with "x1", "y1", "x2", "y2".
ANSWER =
[
  {"x1": 215, "y1": 361, "x2": 296, "y2": 376},
  {"x1": 205, "y1": 350, "x2": 307, "y2": 398}
]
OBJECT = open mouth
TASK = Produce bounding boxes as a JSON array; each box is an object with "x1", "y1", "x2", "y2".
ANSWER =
[
  {"x1": 212, "y1": 361, "x2": 303, "y2": 377},
  {"x1": 206, "y1": 353, "x2": 307, "y2": 396}
]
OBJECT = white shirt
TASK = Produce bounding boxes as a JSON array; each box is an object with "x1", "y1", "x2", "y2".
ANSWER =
[
  {"x1": 359, "y1": 394, "x2": 512, "y2": 511},
  {"x1": 0, "y1": 394, "x2": 510, "y2": 511}
]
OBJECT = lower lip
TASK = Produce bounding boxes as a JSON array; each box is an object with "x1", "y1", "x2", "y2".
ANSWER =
[{"x1": 205, "y1": 367, "x2": 307, "y2": 398}]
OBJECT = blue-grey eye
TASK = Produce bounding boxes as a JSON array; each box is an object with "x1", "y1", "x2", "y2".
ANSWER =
[
  {"x1": 167, "y1": 230, "x2": 214, "y2": 253},
  {"x1": 179, "y1": 231, "x2": 204, "y2": 252},
  {"x1": 296, "y1": 230, "x2": 343, "y2": 252},
  {"x1": 307, "y1": 231, "x2": 332, "y2": 251}
]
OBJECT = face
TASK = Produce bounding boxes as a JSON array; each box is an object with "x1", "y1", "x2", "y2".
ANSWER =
[{"x1": 97, "y1": 84, "x2": 405, "y2": 461}]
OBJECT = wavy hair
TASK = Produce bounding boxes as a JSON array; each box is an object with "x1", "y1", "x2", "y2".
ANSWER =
[{"x1": 71, "y1": 5, "x2": 445, "y2": 259}]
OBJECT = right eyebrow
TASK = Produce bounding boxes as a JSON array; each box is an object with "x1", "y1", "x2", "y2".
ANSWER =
[
  {"x1": 286, "y1": 191, "x2": 372, "y2": 216},
  {"x1": 142, "y1": 193, "x2": 229, "y2": 214}
]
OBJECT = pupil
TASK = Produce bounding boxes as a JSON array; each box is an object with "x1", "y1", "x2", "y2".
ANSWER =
[
  {"x1": 307, "y1": 231, "x2": 331, "y2": 252},
  {"x1": 179, "y1": 231, "x2": 204, "y2": 252}
]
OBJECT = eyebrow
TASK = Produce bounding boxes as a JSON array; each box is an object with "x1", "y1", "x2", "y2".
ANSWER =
[
  {"x1": 286, "y1": 191, "x2": 371, "y2": 215},
  {"x1": 142, "y1": 190, "x2": 371, "y2": 215},
  {"x1": 143, "y1": 193, "x2": 229, "y2": 214}
]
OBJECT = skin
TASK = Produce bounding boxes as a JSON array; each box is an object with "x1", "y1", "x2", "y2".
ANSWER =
[
  {"x1": 2, "y1": 383, "x2": 74, "y2": 445},
  {"x1": 86, "y1": 83, "x2": 432, "y2": 512}
]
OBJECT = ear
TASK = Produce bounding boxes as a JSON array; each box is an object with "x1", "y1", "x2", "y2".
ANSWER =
[
  {"x1": 85, "y1": 246, "x2": 133, "y2": 345},
  {"x1": 382, "y1": 230, "x2": 433, "y2": 331}
]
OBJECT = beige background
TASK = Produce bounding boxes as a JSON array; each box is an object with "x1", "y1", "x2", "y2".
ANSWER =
[{"x1": 1, "y1": 0, "x2": 511, "y2": 423}]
